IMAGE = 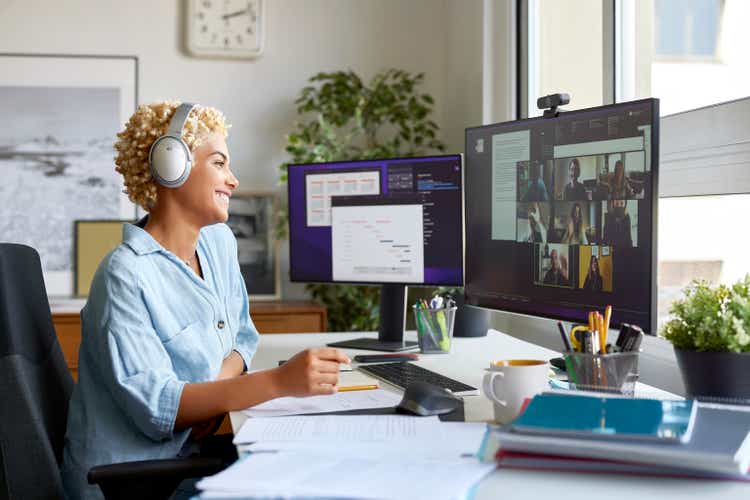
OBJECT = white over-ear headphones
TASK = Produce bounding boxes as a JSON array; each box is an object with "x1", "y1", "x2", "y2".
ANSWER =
[{"x1": 149, "y1": 102, "x2": 197, "y2": 188}]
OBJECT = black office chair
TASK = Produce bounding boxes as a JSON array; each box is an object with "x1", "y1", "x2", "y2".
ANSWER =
[{"x1": 0, "y1": 243, "x2": 227, "y2": 500}]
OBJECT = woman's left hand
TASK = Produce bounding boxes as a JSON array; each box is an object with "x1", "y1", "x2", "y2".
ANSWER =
[
  {"x1": 217, "y1": 351, "x2": 245, "y2": 380},
  {"x1": 191, "y1": 414, "x2": 225, "y2": 441}
]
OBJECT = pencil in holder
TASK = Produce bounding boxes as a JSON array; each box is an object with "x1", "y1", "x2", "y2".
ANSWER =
[
  {"x1": 564, "y1": 351, "x2": 639, "y2": 396},
  {"x1": 413, "y1": 306, "x2": 457, "y2": 354}
]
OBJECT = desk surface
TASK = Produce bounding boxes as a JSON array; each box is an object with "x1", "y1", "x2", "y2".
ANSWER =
[{"x1": 231, "y1": 329, "x2": 749, "y2": 500}]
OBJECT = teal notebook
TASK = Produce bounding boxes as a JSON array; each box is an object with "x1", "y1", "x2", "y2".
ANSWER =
[{"x1": 511, "y1": 394, "x2": 697, "y2": 443}]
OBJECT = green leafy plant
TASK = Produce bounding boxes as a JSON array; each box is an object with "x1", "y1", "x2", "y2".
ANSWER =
[
  {"x1": 661, "y1": 275, "x2": 750, "y2": 352},
  {"x1": 278, "y1": 69, "x2": 445, "y2": 332}
]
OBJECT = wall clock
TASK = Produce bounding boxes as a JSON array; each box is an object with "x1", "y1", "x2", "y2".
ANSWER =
[{"x1": 186, "y1": 0, "x2": 265, "y2": 59}]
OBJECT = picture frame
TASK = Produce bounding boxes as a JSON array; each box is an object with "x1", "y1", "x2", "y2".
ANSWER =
[
  {"x1": 74, "y1": 219, "x2": 135, "y2": 297},
  {"x1": 226, "y1": 190, "x2": 281, "y2": 301},
  {"x1": 0, "y1": 53, "x2": 138, "y2": 297}
]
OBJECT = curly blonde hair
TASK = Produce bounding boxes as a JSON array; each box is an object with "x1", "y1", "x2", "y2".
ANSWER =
[{"x1": 114, "y1": 101, "x2": 230, "y2": 211}]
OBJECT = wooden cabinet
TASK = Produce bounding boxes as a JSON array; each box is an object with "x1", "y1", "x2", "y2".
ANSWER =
[{"x1": 52, "y1": 301, "x2": 327, "y2": 380}]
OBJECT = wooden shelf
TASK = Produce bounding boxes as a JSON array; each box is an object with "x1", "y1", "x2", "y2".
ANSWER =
[{"x1": 52, "y1": 301, "x2": 327, "y2": 380}]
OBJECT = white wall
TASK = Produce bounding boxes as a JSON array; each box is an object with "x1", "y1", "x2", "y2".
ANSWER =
[
  {"x1": 0, "y1": 0, "x2": 487, "y2": 299},
  {"x1": 0, "y1": 0, "x2": 450, "y2": 188}
]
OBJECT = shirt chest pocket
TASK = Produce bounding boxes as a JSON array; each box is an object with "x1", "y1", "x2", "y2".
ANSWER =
[{"x1": 162, "y1": 321, "x2": 221, "y2": 382}]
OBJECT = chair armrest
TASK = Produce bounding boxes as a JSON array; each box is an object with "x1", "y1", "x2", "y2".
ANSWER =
[
  {"x1": 87, "y1": 456, "x2": 225, "y2": 499},
  {"x1": 88, "y1": 456, "x2": 224, "y2": 484}
]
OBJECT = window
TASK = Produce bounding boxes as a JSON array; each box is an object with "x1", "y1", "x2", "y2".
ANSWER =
[
  {"x1": 658, "y1": 194, "x2": 750, "y2": 326},
  {"x1": 520, "y1": 0, "x2": 607, "y2": 117},
  {"x1": 655, "y1": 0, "x2": 723, "y2": 60},
  {"x1": 623, "y1": 0, "x2": 750, "y2": 326},
  {"x1": 618, "y1": 0, "x2": 746, "y2": 115},
  {"x1": 521, "y1": 0, "x2": 750, "y2": 330}
]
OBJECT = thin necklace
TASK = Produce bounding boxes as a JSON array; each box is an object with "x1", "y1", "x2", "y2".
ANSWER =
[{"x1": 184, "y1": 251, "x2": 197, "y2": 267}]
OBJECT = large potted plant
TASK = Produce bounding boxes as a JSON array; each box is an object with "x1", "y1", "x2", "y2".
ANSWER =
[
  {"x1": 278, "y1": 69, "x2": 445, "y2": 332},
  {"x1": 661, "y1": 275, "x2": 750, "y2": 401}
]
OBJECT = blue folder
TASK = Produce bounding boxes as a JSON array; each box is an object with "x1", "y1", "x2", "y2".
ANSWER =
[{"x1": 510, "y1": 393, "x2": 697, "y2": 443}]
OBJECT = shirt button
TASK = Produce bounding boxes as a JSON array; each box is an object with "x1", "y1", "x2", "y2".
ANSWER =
[{"x1": 217, "y1": 320, "x2": 225, "y2": 329}]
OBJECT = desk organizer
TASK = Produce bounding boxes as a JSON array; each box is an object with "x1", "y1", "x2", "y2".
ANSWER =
[
  {"x1": 413, "y1": 306, "x2": 457, "y2": 354},
  {"x1": 564, "y1": 351, "x2": 639, "y2": 396}
]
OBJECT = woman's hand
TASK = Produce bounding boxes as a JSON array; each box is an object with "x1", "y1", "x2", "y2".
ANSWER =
[
  {"x1": 217, "y1": 351, "x2": 245, "y2": 380},
  {"x1": 272, "y1": 348, "x2": 350, "y2": 397},
  {"x1": 190, "y1": 414, "x2": 224, "y2": 441}
]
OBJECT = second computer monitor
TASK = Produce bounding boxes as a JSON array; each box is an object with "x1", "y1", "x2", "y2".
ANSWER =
[
  {"x1": 464, "y1": 98, "x2": 659, "y2": 335},
  {"x1": 287, "y1": 154, "x2": 464, "y2": 351},
  {"x1": 287, "y1": 155, "x2": 463, "y2": 286}
]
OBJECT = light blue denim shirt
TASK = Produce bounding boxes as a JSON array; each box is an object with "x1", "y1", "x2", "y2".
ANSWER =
[{"x1": 61, "y1": 219, "x2": 259, "y2": 499}]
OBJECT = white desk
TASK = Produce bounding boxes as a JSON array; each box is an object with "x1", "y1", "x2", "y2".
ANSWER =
[{"x1": 230, "y1": 329, "x2": 749, "y2": 500}]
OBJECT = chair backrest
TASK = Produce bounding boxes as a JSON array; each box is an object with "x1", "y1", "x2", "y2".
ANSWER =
[{"x1": 0, "y1": 243, "x2": 74, "y2": 500}]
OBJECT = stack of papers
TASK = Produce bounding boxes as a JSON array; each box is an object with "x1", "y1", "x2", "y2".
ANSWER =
[
  {"x1": 198, "y1": 450, "x2": 494, "y2": 499},
  {"x1": 241, "y1": 389, "x2": 402, "y2": 418},
  {"x1": 198, "y1": 415, "x2": 494, "y2": 499}
]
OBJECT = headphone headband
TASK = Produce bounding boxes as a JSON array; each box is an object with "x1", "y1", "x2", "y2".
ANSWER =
[{"x1": 168, "y1": 103, "x2": 197, "y2": 136}]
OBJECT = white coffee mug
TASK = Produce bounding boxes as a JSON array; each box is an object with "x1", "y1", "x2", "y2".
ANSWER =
[{"x1": 482, "y1": 359, "x2": 550, "y2": 424}]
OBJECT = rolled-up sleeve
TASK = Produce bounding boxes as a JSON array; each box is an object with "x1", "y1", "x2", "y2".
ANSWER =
[{"x1": 88, "y1": 260, "x2": 185, "y2": 442}]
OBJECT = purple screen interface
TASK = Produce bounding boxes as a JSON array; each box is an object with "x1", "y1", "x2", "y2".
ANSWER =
[{"x1": 288, "y1": 155, "x2": 463, "y2": 285}]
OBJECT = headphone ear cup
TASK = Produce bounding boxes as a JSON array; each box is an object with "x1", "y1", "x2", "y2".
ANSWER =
[{"x1": 149, "y1": 135, "x2": 192, "y2": 188}]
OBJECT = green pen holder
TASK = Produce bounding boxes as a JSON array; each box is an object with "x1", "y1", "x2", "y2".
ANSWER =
[
  {"x1": 413, "y1": 306, "x2": 457, "y2": 354},
  {"x1": 564, "y1": 351, "x2": 639, "y2": 396}
]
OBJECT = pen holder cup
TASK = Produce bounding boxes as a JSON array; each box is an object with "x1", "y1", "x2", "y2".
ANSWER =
[
  {"x1": 564, "y1": 351, "x2": 639, "y2": 396},
  {"x1": 413, "y1": 306, "x2": 457, "y2": 354}
]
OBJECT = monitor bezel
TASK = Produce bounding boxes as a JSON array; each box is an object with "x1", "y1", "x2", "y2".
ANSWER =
[
  {"x1": 286, "y1": 153, "x2": 465, "y2": 287},
  {"x1": 464, "y1": 98, "x2": 659, "y2": 335}
]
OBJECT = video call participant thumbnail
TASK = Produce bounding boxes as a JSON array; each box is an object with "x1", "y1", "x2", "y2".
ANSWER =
[
  {"x1": 578, "y1": 246, "x2": 613, "y2": 292},
  {"x1": 518, "y1": 160, "x2": 552, "y2": 202},
  {"x1": 563, "y1": 158, "x2": 586, "y2": 201},
  {"x1": 535, "y1": 244, "x2": 575, "y2": 289},
  {"x1": 602, "y1": 199, "x2": 637, "y2": 248},
  {"x1": 517, "y1": 202, "x2": 551, "y2": 244},
  {"x1": 555, "y1": 201, "x2": 593, "y2": 245}
]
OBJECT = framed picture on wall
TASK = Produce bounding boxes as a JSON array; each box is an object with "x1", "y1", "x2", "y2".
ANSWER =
[
  {"x1": 226, "y1": 191, "x2": 281, "y2": 300},
  {"x1": 74, "y1": 219, "x2": 135, "y2": 297},
  {"x1": 0, "y1": 53, "x2": 138, "y2": 296}
]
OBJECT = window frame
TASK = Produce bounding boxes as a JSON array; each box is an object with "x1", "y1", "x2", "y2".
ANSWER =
[{"x1": 517, "y1": 0, "x2": 617, "y2": 119}]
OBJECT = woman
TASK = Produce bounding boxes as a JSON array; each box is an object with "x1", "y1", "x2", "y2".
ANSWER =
[
  {"x1": 61, "y1": 102, "x2": 349, "y2": 499},
  {"x1": 562, "y1": 203, "x2": 588, "y2": 245},
  {"x1": 583, "y1": 255, "x2": 604, "y2": 292},
  {"x1": 523, "y1": 202, "x2": 547, "y2": 243},
  {"x1": 609, "y1": 160, "x2": 634, "y2": 199}
]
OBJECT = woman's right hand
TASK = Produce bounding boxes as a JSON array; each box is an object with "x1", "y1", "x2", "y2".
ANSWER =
[{"x1": 273, "y1": 348, "x2": 350, "y2": 397}]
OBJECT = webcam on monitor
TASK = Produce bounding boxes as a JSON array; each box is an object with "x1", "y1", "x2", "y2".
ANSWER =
[{"x1": 537, "y1": 93, "x2": 570, "y2": 118}]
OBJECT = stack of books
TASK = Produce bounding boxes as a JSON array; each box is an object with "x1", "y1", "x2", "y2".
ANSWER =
[{"x1": 478, "y1": 393, "x2": 750, "y2": 480}]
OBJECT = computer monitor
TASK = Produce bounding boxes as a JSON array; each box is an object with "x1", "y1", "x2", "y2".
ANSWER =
[
  {"x1": 287, "y1": 154, "x2": 464, "y2": 351},
  {"x1": 464, "y1": 98, "x2": 659, "y2": 335}
]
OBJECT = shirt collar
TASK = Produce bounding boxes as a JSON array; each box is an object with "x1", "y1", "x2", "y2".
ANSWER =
[{"x1": 122, "y1": 216, "x2": 162, "y2": 256}]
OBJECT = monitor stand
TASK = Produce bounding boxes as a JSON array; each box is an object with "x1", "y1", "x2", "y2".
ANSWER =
[{"x1": 326, "y1": 284, "x2": 418, "y2": 352}]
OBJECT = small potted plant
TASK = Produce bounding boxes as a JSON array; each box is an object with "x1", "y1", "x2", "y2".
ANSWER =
[{"x1": 661, "y1": 275, "x2": 750, "y2": 401}]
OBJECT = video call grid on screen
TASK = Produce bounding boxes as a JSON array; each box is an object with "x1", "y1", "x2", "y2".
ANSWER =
[
  {"x1": 287, "y1": 155, "x2": 464, "y2": 286},
  {"x1": 464, "y1": 99, "x2": 658, "y2": 333}
]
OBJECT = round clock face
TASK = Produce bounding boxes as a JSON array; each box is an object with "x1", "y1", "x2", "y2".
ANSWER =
[{"x1": 187, "y1": 0, "x2": 264, "y2": 58}]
